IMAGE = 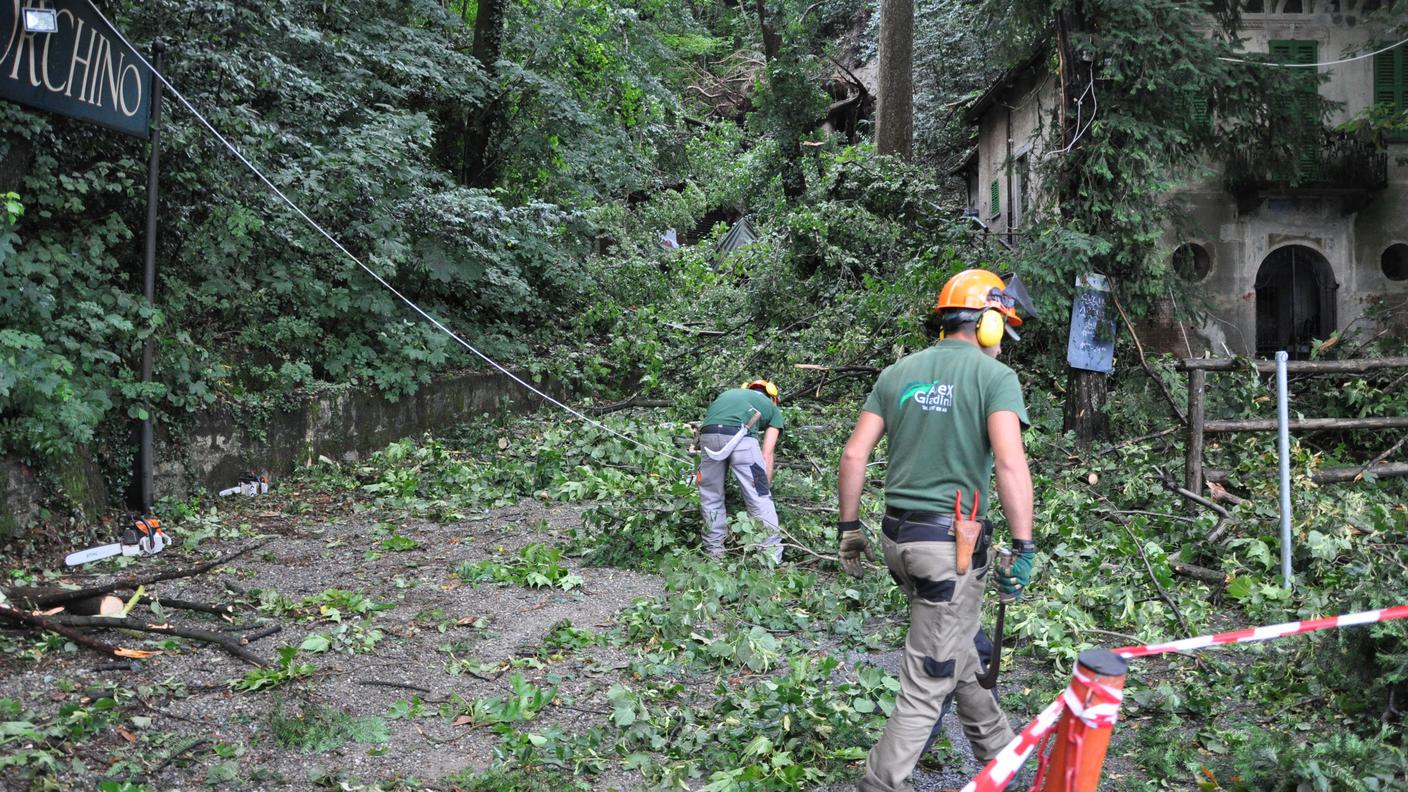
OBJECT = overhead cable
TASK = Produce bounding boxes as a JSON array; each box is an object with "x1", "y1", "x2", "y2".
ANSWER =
[
  {"x1": 85, "y1": 1, "x2": 694, "y2": 467},
  {"x1": 1218, "y1": 36, "x2": 1408, "y2": 67}
]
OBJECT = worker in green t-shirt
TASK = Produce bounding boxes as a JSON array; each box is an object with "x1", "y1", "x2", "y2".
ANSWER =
[
  {"x1": 836, "y1": 269, "x2": 1036, "y2": 792},
  {"x1": 697, "y1": 380, "x2": 785, "y2": 562}
]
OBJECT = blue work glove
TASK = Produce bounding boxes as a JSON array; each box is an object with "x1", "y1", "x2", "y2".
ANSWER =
[{"x1": 996, "y1": 540, "x2": 1036, "y2": 600}]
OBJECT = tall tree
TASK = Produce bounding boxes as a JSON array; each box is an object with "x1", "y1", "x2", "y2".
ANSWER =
[
  {"x1": 463, "y1": 0, "x2": 507, "y2": 187},
  {"x1": 875, "y1": 0, "x2": 914, "y2": 159}
]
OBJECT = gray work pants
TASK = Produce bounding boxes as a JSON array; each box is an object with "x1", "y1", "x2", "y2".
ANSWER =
[
  {"x1": 859, "y1": 514, "x2": 1015, "y2": 792},
  {"x1": 697, "y1": 433, "x2": 782, "y2": 561}
]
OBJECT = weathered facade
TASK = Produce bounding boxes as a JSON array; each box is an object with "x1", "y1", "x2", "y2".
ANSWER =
[{"x1": 961, "y1": 1, "x2": 1408, "y2": 357}]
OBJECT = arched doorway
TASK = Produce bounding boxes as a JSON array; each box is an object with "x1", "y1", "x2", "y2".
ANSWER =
[{"x1": 1254, "y1": 245, "x2": 1337, "y2": 359}]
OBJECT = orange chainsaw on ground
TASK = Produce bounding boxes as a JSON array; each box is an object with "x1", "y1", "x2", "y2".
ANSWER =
[{"x1": 64, "y1": 516, "x2": 169, "y2": 566}]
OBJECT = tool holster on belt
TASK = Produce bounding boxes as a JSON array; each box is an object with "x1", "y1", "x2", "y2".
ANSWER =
[{"x1": 953, "y1": 490, "x2": 982, "y2": 576}]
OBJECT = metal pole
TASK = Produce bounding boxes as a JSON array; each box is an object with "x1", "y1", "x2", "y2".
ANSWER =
[
  {"x1": 1276, "y1": 350, "x2": 1292, "y2": 589},
  {"x1": 139, "y1": 43, "x2": 165, "y2": 513}
]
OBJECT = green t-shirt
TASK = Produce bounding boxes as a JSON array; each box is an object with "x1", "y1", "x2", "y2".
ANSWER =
[
  {"x1": 702, "y1": 388, "x2": 784, "y2": 436},
  {"x1": 861, "y1": 339, "x2": 1029, "y2": 517}
]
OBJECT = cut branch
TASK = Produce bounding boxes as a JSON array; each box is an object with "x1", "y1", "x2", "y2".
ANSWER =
[
  {"x1": 24, "y1": 543, "x2": 265, "y2": 610},
  {"x1": 0, "y1": 604, "x2": 127, "y2": 659},
  {"x1": 1112, "y1": 292, "x2": 1187, "y2": 424},
  {"x1": 584, "y1": 394, "x2": 671, "y2": 416},
  {"x1": 1168, "y1": 559, "x2": 1228, "y2": 585},
  {"x1": 46, "y1": 614, "x2": 268, "y2": 667}
]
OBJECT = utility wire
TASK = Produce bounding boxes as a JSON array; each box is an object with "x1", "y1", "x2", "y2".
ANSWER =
[
  {"x1": 1218, "y1": 36, "x2": 1408, "y2": 67},
  {"x1": 86, "y1": 1, "x2": 694, "y2": 467}
]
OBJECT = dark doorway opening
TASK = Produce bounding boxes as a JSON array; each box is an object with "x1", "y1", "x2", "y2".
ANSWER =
[{"x1": 1255, "y1": 245, "x2": 1337, "y2": 359}]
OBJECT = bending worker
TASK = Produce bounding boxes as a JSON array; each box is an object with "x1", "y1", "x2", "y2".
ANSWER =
[
  {"x1": 698, "y1": 379, "x2": 785, "y2": 562},
  {"x1": 835, "y1": 269, "x2": 1036, "y2": 791}
]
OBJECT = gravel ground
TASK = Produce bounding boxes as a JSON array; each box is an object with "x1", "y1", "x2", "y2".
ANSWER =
[
  {"x1": 0, "y1": 497, "x2": 662, "y2": 790},
  {"x1": 1, "y1": 491, "x2": 1114, "y2": 792}
]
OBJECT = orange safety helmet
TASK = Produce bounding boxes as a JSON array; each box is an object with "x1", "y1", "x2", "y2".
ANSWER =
[
  {"x1": 742, "y1": 379, "x2": 780, "y2": 404},
  {"x1": 934, "y1": 269, "x2": 1024, "y2": 328}
]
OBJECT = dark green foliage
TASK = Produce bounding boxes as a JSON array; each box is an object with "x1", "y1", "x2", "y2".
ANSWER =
[{"x1": 0, "y1": 0, "x2": 707, "y2": 471}]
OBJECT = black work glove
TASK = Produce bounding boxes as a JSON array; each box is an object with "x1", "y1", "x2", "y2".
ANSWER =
[{"x1": 837, "y1": 520, "x2": 870, "y2": 578}]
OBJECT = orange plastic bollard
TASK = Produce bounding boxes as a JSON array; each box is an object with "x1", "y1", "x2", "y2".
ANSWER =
[{"x1": 1039, "y1": 649, "x2": 1128, "y2": 792}]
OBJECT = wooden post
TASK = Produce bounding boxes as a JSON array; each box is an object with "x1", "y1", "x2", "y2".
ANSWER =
[
  {"x1": 1039, "y1": 649, "x2": 1128, "y2": 792},
  {"x1": 1186, "y1": 369, "x2": 1206, "y2": 496}
]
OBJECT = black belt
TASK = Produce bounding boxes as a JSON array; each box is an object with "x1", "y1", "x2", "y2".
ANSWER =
[
  {"x1": 701, "y1": 424, "x2": 746, "y2": 435},
  {"x1": 883, "y1": 506, "x2": 991, "y2": 544}
]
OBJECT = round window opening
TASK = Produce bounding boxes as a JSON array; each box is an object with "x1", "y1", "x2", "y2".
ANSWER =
[
  {"x1": 1173, "y1": 243, "x2": 1211, "y2": 282},
  {"x1": 1383, "y1": 244, "x2": 1408, "y2": 282}
]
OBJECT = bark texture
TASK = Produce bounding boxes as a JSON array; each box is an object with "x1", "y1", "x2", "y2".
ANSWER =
[
  {"x1": 875, "y1": 0, "x2": 914, "y2": 159},
  {"x1": 463, "y1": 0, "x2": 507, "y2": 187}
]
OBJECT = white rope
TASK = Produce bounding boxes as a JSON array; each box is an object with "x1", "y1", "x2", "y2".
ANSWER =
[
  {"x1": 1218, "y1": 37, "x2": 1408, "y2": 67},
  {"x1": 84, "y1": 1, "x2": 693, "y2": 467}
]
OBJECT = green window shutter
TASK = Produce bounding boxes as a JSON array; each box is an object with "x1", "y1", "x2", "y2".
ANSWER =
[
  {"x1": 990, "y1": 179, "x2": 1000, "y2": 216},
  {"x1": 1271, "y1": 39, "x2": 1322, "y2": 181},
  {"x1": 1373, "y1": 44, "x2": 1404, "y2": 110}
]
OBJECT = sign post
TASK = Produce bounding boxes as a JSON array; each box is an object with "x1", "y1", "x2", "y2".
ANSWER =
[
  {"x1": 2, "y1": 1, "x2": 160, "y2": 510},
  {"x1": 138, "y1": 41, "x2": 161, "y2": 511}
]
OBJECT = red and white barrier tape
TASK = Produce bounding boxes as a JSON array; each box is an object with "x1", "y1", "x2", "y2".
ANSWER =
[
  {"x1": 1114, "y1": 603, "x2": 1408, "y2": 658},
  {"x1": 958, "y1": 603, "x2": 1408, "y2": 792},
  {"x1": 958, "y1": 698, "x2": 1065, "y2": 792},
  {"x1": 1061, "y1": 666, "x2": 1122, "y2": 729}
]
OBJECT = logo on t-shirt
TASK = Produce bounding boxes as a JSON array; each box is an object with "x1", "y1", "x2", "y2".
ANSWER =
[{"x1": 899, "y1": 381, "x2": 955, "y2": 412}]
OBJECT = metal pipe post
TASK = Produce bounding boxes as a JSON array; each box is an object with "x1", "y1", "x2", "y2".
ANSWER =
[
  {"x1": 1276, "y1": 350, "x2": 1292, "y2": 589},
  {"x1": 139, "y1": 43, "x2": 165, "y2": 513}
]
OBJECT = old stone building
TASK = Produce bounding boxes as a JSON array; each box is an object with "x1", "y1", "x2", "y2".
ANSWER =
[{"x1": 960, "y1": 0, "x2": 1408, "y2": 358}]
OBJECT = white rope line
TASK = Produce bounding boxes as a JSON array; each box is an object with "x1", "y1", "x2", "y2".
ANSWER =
[
  {"x1": 1218, "y1": 37, "x2": 1408, "y2": 67},
  {"x1": 85, "y1": 1, "x2": 693, "y2": 467}
]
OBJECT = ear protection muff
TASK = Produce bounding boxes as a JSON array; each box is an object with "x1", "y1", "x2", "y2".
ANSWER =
[
  {"x1": 976, "y1": 309, "x2": 1006, "y2": 347},
  {"x1": 742, "y1": 379, "x2": 781, "y2": 404}
]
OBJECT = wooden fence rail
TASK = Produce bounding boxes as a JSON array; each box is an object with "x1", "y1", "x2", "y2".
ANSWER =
[{"x1": 1177, "y1": 357, "x2": 1408, "y2": 495}]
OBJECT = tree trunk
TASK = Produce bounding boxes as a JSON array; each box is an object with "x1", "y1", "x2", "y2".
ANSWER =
[
  {"x1": 753, "y1": 0, "x2": 781, "y2": 62},
  {"x1": 463, "y1": 0, "x2": 507, "y2": 187},
  {"x1": 875, "y1": 0, "x2": 913, "y2": 159},
  {"x1": 1055, "y1": 2, "x2": 1107, "y2": 444},
  {"x1": 1063, "y1": 367, "x2": 1108, "y2": 445}
]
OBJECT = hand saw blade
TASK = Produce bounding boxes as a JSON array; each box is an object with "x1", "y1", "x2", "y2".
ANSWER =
[{"x1": 65, "y1": 543, "x2": 123, "y2": 566}]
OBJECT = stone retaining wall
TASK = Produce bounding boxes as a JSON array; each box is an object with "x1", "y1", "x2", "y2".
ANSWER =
[{"x1": 0, "y1": 371, "x2": 555, "y2": 536}]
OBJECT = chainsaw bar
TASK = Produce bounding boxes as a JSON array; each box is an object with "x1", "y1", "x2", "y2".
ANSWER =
[{"x1": 64, "y1": 516, "x2": 170, "y2": 567}]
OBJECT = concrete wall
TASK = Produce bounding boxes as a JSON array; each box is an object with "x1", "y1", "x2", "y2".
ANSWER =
[
  {"x1": 975, "y1": 71, "x2": 1058, "y2": 232},
  {"x1": 0, "y1": 370, "x2": 557, "y2": 536}
]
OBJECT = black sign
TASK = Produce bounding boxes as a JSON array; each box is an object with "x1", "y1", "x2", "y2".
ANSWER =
[
  {"x1": 1067, "y1": 272, "x2": 1117, "y2": 373},
  {"x1": 1, "y1": 0, "x2": 151, "y2": 137}
]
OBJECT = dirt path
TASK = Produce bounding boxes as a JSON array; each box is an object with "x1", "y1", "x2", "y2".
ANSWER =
[{"x1": 0, "y1": 499, "x2": 662, "y2": 790}]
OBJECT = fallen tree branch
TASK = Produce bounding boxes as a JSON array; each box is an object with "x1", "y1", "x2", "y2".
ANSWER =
[
  {"x1": 1168, "y1": 559, "x2": 1228, "y2": 585},
  {"x1": 357, "y1": 679, "x2": 431, "y2": 694},
  {"x1": 45, "y1": 614, "x2": 268, "y2": 667},
  {"x1": 1112, "y1": 292, "x2": 1187, "y2": 425},
  {"x1": 1154, "y1": 471, "x2": 1231, "y2": 519},
  {"x1": 0, "y1": 604, "x2": 127, "y2": 659},
  {"x1": 1205, "y1": 481, "x2": 1248, "y2": 507},
  {"x1": 1356, "y1": 433, "x2": 1408, "y2": 482},
  {"x1": 584, "y1": 394, "x2": 671, "y2": 416},
  {"x1": 241, "y1": 624, "x2": 281, "y2": 644},
  {"x1": 148, "y1": 597, "x2": 237, "y2": 617},
  {"x1": 25, "y1": 542, "x2": 266, "y2": 610},
  {"x1": 143, "y1": 737, "x2": 212, "y2": 781},
  {"x1": 1094, "y1": 502, "x2": 1191, "y2": 637}
]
